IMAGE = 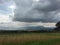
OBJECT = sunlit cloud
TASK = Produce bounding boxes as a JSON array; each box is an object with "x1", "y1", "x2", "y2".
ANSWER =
[
  {"x1": 33, "y1": 0, "x2": 39, "y2": 2},
  {"x1": 0, "y1": 14, "x2": 11, "y2": 22},
  {"x1": 0, "y1": 0, "x2": 15, "y2": 23}
]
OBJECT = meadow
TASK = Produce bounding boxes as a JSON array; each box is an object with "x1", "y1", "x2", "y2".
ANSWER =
[{"x1": 0, "y1": 32, "x2": 60, "y2": 45}]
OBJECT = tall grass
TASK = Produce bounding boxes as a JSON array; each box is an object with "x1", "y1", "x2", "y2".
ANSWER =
[{"x1": 0, "y1": 33, "x2": 60, "y2": 45}]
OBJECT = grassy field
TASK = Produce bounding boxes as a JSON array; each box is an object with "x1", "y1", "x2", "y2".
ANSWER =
[{"x1": 0, "y1": 32, "x2": 60, "y2": 45}]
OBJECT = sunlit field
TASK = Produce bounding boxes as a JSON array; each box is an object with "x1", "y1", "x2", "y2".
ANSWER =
[{"x1": 0, "y1": 32, "x2": 60, "y2": 45}]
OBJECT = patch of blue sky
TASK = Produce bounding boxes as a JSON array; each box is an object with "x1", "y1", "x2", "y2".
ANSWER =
[{"x1": 0, "y1": 0, "x2": 14, "y2": 15}]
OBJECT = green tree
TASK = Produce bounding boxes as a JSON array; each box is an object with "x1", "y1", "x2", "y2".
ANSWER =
[{"x1": 54, "y1": 21, "x2": 60, "y2": 31}]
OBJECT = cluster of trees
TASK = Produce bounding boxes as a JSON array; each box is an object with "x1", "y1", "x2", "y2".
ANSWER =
[{"x1": 54, "y1": 21, "x2": 60, "y2": 31}]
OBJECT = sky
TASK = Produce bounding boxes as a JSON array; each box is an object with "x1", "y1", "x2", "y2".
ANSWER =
[
  {"x1": 0, "y1": 0, "x2": 60, "y2": 30},
  {"x1": 0, "y1": 0, "x2": 16, "y2": 22},
  {"x1": 14, "y1": 0, "x2": 60, "y2": 22}
]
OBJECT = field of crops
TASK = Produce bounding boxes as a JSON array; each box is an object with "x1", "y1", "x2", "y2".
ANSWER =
[{"x1": 0, "y1": 32, "x2": 60, "y2": 45}]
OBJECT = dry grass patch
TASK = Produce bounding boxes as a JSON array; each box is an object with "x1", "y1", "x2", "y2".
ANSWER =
[{"x1": 0, "y1": 33, "x2": 60, "y2": 44}]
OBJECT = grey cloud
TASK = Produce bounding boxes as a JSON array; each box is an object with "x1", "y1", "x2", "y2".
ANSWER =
[
  {"x1": 0, "y1": 0, "x2": 10, "y2": 4},
  {"x1": 13, "y1": 0, "x2": 60, "y2": 22},
  {"x1": 34, "y1": 0, "x2": 59, "y2": 11}
]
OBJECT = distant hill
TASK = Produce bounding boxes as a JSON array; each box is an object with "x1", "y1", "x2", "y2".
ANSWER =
[{"x1": 0, "y1": 26, "x2": 55, "y2": 31}]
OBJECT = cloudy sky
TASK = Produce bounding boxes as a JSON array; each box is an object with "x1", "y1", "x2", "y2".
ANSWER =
[
  {"x1": 14, "y1": 0, "x2": 60, "y2": 22},
  {"x1": 0, "y1": 0, "x2": 60, "y2": 30}
]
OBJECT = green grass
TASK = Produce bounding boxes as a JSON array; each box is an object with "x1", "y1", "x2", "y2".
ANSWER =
[
  {"x1": 23, "y1": 38, "x2": 60, "y2": 45},
  {"x1": 1, "y1": 38, "x2": 60, "y2": 45},
  {"x1": 0, "y1": 33, "x2": 60, "y2": 45}
]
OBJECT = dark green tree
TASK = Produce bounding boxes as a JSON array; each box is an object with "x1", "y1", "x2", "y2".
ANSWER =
[{"x1": 54, "y1": 21, "x2": 60, "y2": 31}]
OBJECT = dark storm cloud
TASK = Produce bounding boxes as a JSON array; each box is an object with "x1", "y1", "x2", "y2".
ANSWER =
[
  {"x1": 13, "y1": 0, "x2": 60, "y2": 22},
  {"x1": 32, "y1": 0, "x2": 58, "y2": 11}
]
